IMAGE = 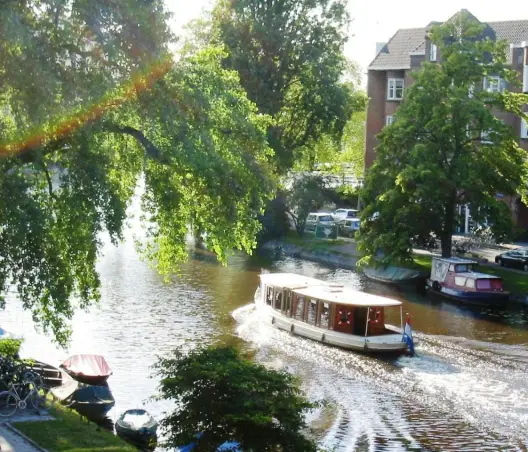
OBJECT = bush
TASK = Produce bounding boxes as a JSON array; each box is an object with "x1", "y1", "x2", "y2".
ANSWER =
[
  {"x1": 155, "y1": 346, "x2": 318, "y2": 451},
  {"x1": 0, "y1": 338, "x2": 22, "y2": 357}
]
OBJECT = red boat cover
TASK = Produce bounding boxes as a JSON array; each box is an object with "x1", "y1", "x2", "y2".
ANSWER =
[{"x1": 61, "y1": 354, "x2": 112, "y2": 378}]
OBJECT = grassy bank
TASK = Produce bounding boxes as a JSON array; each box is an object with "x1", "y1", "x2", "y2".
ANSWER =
[
  {"x1": 13, "y1": 404, "x2": 135, "y2": 452},
  {"x1": 412, "y1": 254, "x2": 528, "y2": 295},
  {"x1": 282, "y1": 231, "x2": 357, "y2": 256}
]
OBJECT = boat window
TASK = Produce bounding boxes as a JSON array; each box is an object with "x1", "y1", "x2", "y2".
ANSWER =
[
  {"x1": 319, "y1": 302, "x2": 330, "y2": 329},
  {"x1": 476, "y1": 279, "x2": 492, "y2": 290},
  {"x1": 491, "y1": 279, "x2": 503, "y2": 290},
  {"x1": 455, "y1": 264, "x2": 470, "y2": 273},
  {"x1": 283, "y1": 291, "x2": 292, "y2": 315},
  {"x1": 449, "y1": 264, "x2": 455, "y2": 271},
  {"x1": 294, "y1": 297, "x2": 305, "y2": 321},
  {"x1": 307, "y1": 299, "x2": 317, "y2": 325},
  {"x1": 274, "y1": 291, "x2": 283, "y2": 311},
  {"x1": 454, "y1": 276, "x2": 466, "y2": 287},
  {"x1": 266, "y1": 286, "x2": 273, "y2": 306},
  {"x1": 465, "y1": 278, "x2": 475, "y2": 288}
]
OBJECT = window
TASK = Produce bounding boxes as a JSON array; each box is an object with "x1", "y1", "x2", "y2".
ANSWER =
[
  {"x1": 307, "y1": 300, "x2": 317, "y2": 325},
  {"x1": 283, "y1": 290, "x2": 292, "y2": 315},
  {"x1": 455, "y1": 276, "x2": 467, "y2": 287},
  {"x1": 274, "y1": 290, "x2": 283, "y2": 311},
  {"x1": 318, "y1": 215, "x2": 333, "y2": 222},
  {"x1": 476, "y1": 279, "x2": 492, "y2": 290},
  {"x1": 481, "y1": 130, "x2": 492, "y2": 144},
  {"x1": 386, "y1": 115, "x2": 394, "y2": 126},
  {"x1": 521, "y1": 119, "x2": 528, "y2": 139},
  {"x1": 465, "y1": 279, "x2": 476, "y2": 289},
  {"x1": 294, "y1": 296, "x2": 305, "y2": 321},
  {"x1": 455, "y1": 264, "x2": 470, "y2": 273},
  {"x1": 387, "y1": 78, "x2": 404, "y2": 100},
  {"x1": 430, "y1": 43, "x2": 438, "y2": 61},
  {"x1": 266, "y1": 287, "x2": 273, "y2": 306},
  {"x1": 483, "y1": 76, "x2": 506, "y2": 93},
  {"x1": 319, "y1": 302, "x2": 330, "y2": 329}
]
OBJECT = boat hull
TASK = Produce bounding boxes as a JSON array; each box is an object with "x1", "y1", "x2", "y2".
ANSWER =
[
  {"x1": 115, "y1": 409, "x2": 158, "y2": 448},
  {"x1": 426, "y1": 280, "x2": 509, "y2": 306},
  {"x1": 260, "y1": 306, "x2": 408, "y2": 354}
]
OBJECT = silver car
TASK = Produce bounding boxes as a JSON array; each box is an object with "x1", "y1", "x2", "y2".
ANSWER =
[{"x1": 305, "y1": 213, "x2": 334, "y2": 232}]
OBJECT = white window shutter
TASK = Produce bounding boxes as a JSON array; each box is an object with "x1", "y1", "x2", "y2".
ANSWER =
[
  {"x1": 483, "y1": 77, "x2": 488, "y2": 91},
  {"x1": 500, "y1": 78, "x2": 507, "y2": 92}
]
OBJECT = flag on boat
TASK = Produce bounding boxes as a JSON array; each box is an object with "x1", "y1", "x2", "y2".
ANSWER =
[{"x1": 403, "y1": 314, "x2": 415, "y2": 356}]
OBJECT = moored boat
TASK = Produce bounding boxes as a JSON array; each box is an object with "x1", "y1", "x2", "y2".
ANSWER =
[
  {"x1": 60, "y1": 354, "x2": 112, "y2": 385},
  {"x1": 257, "y1": 273, "x2": 415, "y2": 355},
  {"x1": 51, "y1": 375, "x2": 115, "y2": 419},
  {"x1": 364, "y1": 265, "x2": 426, "y2": 285},
  {"x1": 426, "y1": 257, "x2": 509, "y2": 306},
  {"x1": 116, "y1": 409, "x2": 158, "y2": 449}
]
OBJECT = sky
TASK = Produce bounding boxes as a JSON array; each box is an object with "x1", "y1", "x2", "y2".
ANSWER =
[{"x1": 164, "y1": 0, "x2": 528, "y2": 86}]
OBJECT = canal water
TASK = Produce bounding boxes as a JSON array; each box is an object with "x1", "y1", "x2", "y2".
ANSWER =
[{"x1": 2, "y1": 232, "x2": 528, "y2": 451}]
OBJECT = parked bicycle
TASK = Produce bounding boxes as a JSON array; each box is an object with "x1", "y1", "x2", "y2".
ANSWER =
[{"x1": 0, "y1": 374, "x2": 48, "y2": 417}]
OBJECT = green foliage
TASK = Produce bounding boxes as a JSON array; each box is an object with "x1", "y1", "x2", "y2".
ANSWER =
[
  {"x1": 0, "y1": 339, "x2": 22, "y2": 357},
  {"x1": 155, "y1": 346, "x2": 318, "y2": 451},
  {"x1": 257, "y1": 195, "x2": 291, "y2": 245},
  {"x1": 0, "y1": 2, "x2": 275, "y2": 344},
  {"x1": 358, "y1": 12, "x2": 528, "y2": 266},
  {"x1": 286, "y1": 175, "x2": 331, "y2": 236},
  {"x1": 212, "y1": 0, "x2": 354, "y2": 173}
]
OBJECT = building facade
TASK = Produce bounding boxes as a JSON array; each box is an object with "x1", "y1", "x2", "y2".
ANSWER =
[{"x1": 364, "y1": 11, "x2": 528, "y2": 231}]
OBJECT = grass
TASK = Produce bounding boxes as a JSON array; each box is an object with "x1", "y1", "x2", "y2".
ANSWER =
[
  {"x1": 412, "y1": 254, "x2": 528, "y2": 295},
  {"x1": 283, "y1": 231, "x2": 356, "y2": 255},
  {"x1": 13, "y1": 403, "x2": 136, "y2": 452}
]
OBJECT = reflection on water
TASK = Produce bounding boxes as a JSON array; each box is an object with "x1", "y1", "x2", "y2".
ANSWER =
[{"x1": 1, "y1": 237, "x2": 528, "y2": 450}]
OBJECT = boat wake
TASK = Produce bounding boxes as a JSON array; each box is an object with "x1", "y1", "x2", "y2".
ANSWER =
[{"x1": 233, "y1": 304, "x2": 528, "y2": 451}]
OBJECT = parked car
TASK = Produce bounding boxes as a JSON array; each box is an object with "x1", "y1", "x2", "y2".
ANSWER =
[
  {"x1": 494, "y1": 248, "x2": 528, "y2": 271},
  {"x1": 332, "y1": 209, "x2": 359, "y2": 223},
  {"x1": 338, "y1": 218, "x2": 361, "y2": 238},
  {"x1": 305, "y1": 213, "x2": 334, "y2": 232}
]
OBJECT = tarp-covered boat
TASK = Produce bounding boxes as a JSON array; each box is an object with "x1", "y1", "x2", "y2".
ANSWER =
[
  {"x1": 60, "y1": 354, "x2": 112, "y2": 385},
  {"x1": 116, "y1": 409, "x2": 158, "y2": 449},
  {"x1": 51, "y1": 376, "x2": 115, "y2": 419},
  {"x1": 364, "y1": 266, "x2": 425, "y2": 285}
]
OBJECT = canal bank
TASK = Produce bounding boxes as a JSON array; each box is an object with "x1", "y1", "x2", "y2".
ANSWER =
[{"x1": 260, "y1": 237, "x2": 528, "y2": 303}]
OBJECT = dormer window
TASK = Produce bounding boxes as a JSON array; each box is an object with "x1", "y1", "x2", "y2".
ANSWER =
[
  {"x1": 430, "y1": 44, "x2": 438, "y2": 62},
  {"x1": 387, "y1": 78, "x2": 404, "y2": 100}
]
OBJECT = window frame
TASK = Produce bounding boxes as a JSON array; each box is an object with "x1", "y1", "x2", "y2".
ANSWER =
[
  {"x1": 484, "y1": 76, "x2": 506, "y2": 93},
  {"x1": 430, "y1": 43, "x2": 438, "y2": 62},
  {"x1": 386, "y1": 115, "x2": 394, "y2": 126},
  {"x1": 387, "y1": 78, "x2": 404, "y2": 100},
  {"x1": 521, "y1": 118, "x2": 528, "y2": 139}
]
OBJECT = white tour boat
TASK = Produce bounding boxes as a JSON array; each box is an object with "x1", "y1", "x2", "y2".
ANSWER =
[{"x1": 256, "y1": 273, "x2": 414, "y2": 354}]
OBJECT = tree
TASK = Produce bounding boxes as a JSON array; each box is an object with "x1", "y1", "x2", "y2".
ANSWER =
[
  {"x1": 211, "y1": 0, "x2": 354, "y2": 173},
  {"x1": 0, "y1": 2, "x2": 275, "y2": 344},
  {"x1": 357, "y1": 13, "x2": 528, "y2": 266},
  {"x1": 286, "y1": 175, "x2": 331, "y2": 236},
  {"x1": 154, "y1": 346, "x2": 318, "y2": 451}
]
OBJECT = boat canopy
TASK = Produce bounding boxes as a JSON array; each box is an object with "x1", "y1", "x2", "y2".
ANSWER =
[
  {"x1": 432, "y1": 257, "x2": 477, "y2": 265},
  {"x1": 60, "y1": 354, "x2": 112, "y2": 380},
  {"x1": 458, "y1": 272, "x2": 502, "y2": 280},
  {"x1": 260, "y1": 273, "x2": 401, "y2": 307}
]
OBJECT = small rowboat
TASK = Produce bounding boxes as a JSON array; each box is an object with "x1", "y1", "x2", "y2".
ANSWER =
[
  {"x1": 60, "y1": 354, "x2": 112, "y2": 385},
  {"x1": 115, "y1": 409, "x2": 158, "y2": 449}
]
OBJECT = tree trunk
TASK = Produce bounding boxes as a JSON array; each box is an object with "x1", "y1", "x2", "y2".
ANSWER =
[{"x1": 441, "y1": 195, "x2": 457, "y2": 257}]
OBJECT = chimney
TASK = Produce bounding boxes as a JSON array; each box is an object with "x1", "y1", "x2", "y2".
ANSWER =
[{"x1": 375, "y1": 42, "x2": 387, "y2": 56}]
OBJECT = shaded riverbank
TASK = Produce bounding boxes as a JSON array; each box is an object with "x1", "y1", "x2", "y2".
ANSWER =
[{"x1": 260, "y1": 237, "x2": 528, "y2": 302}]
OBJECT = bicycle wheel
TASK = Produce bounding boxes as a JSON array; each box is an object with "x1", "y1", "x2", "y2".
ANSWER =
[
  {"x1": 23, "y1": 370, "x2": 44, "y2": 388},
  {"x1": 0, "y1": 391, "x2": 18, "y2": 417}
]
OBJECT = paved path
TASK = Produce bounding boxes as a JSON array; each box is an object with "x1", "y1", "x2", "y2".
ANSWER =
[{"x1": 0, "y1": 425, "x2": 42, "y2": 452}]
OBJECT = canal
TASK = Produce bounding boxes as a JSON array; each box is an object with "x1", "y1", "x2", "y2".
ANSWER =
[{"x1": 2, "y1": 232, "x2": 528, "y2": 451}]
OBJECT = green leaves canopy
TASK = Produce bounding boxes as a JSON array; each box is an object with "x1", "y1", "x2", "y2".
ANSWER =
[
  {"x1": 0, "y1": 1, "x2": 275, "y2": 344},
  {"x1": 155, "y1": 346, "x2": 317, "y2": 451},
  {"x1": 212, "y1": 0, "x2": 354, "y2": 173},
  {"x1": 358, "y1": 13, "x2": 528, "y2": 264}
]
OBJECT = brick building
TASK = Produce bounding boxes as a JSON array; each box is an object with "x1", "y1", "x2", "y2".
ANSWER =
[{"x1": 364, "y1": 10, "x2": 528, "y2": 231}]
